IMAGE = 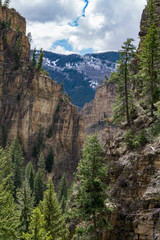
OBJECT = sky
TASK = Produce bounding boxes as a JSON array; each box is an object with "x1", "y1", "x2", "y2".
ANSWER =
[{"x1": 10, "y1": 0, "x2": 146, "y2": 55}]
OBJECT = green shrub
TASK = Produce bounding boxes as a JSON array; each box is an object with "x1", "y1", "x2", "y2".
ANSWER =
[
  {"x1": 46, "y1": 126, "x2": 53, "y2": 138},
  {"x1": 139, "y1": 129, "x2": 148, "y2": 146},
  {"x1": 124, "y1": 129, "x2": 149, "y2": 150},
  {"x1": 151, "y1": 121, "x2": 160, "y2": 137}
]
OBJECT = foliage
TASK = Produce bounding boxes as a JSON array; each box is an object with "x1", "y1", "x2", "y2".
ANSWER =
[
  {"x1": 124, "y1": 129, "x2": 148, "y2": 150},
  {"x1": 1, "y1": 124, "x2": 8, "y2": 148},
  {"x1": 32, "y1": 48, "x2": 37, "y2": 67},
  {"x1": 73, "y1": 134, "x2": 112, "y2": 240},
  {"x1": 46, "y1": 126, "x2": 54, "y2": 138},
  {"x1": 9, "y1": 137, "x2": 24, "y2": 196},
  {"x1": 23, "y1": 207, "x2": 51, "y2": 240},
  {"x1": 57, "y1": 173, "x2": 68, "y2": 213},
  {"x1": 34, "y1": 170, "x2": 44, "y2": 206},
  {"x1": 32, "y1": 126, "x2": 44, "y2": 158},
  {"x1": 0, "y1": 148, "x2": 19, "y2": 240},
  {"x1": 110, "y1": 38, "x2": 136, "y2": 125},
  {"x1": 3, "y1": 0, "x2": 11, "y2": 8},
  {"x1": 27, "y1": 32, "x2": 32, "y2": 43},
  {"x1": 38, "y1": 152, "x2": 45, "y2": 174},
  {"x1": 42, "y1": 179, "x2": 69, "y2": 240},
  {"x1": 25, "y1": 161, "x2": 35, "y2": 193},
  {"x1": 17, "y1": 180, "x2": 34, "y2": 234},
  {"x1": 139, "y1": 0, "x2": 160, "y2": 117},
  {"x1": 37, "y1": 48, "x2": 44, "y2": 71},
  {"x1": 45, "y1": 147, "x2": 54, "y2": 173}
]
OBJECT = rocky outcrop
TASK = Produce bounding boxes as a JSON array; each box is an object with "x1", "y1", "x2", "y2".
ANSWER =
[
  {"x1": 81, "y1": 83, "x2": 115, "y2": 132},
  {"x1": 0, "y1": 6, "x2": 84, "y2": 184}
]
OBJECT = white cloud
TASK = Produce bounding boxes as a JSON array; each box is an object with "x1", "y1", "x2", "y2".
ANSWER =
[{"x1": 11, "y1": 0, "x2": 146, "y2": 54}]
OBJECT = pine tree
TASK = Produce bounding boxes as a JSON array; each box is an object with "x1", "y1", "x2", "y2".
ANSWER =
[
  {"x1": 37, "y1": 48, "x2": 44, "y2": 71},
  {"x1": 0, "y1": 148, "x2": 19, "y2": 240},
  {"x1": 73, "y1": 134, "x2": 112, "y2": 240},
  {"x1": 9, "y1": 137, "x2": 24, "y2": 197},
  {"x1": 38, "y1": 152, "x2": 45, "y2": 174},
  {"x1": 34, "y1": 170, "x2": 44, "y2": 206},
  {"x1": 17, "y1": 180, "x2": 34, "y2": 234},
  {"x1": 57, "y1": 173, "x2": 68, "y2": 213},
  {"x1": 110, "y1": 38, "x2": 136, "y2": 125},
  {"x1": 23, "y1": 207, "x2": 51, "y2": 240},
  {"x1": 42, "y1": 179, "x2": 69, "y2": 240},
  {"x1": 45, "y1": 147, "x2": 54, "y2": 173},
  {"x1": 25, "y1": 161, "x2": 35, "y2": 194},
  {"x1": 3, "y1": 0, "x2": 11, "y2": 8},
  {"x1": 32, "y1": 48, "x2": 37, "y2": 67},
  {"x1": 139, "y1": 0, "x2": 160, "y2": 117}
]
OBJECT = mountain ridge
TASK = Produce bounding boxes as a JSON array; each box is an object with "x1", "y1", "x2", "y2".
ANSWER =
[{"x1": 40, "y1": 50, "x2": 119, "y2": 109}]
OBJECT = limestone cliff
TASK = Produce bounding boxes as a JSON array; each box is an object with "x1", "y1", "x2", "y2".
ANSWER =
[
  {"x1": 0, "y1": 6, "x2": 84, "y2": 183},
  {"x1": 81, "y1": 83, "x2": 115, "y2": 133}
]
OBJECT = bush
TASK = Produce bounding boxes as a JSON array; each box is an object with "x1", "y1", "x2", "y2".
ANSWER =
[
  {"x1": 124, "y1": 129, "x2": 149, "y2": 150},
  {"x1": 151, "y1": 121, "x2": 160, "y2": 137},
  {"x1": 139, "y1": 129, "x2": 148, "y2": 146},
  {"x1": 46, "y1": 126, "x2": 53, "y2": 138}
]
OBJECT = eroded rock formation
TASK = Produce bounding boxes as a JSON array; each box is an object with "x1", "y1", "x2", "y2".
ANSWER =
[
  {"x1": 0, "y1": 6, "x2": 84, "y2": 183},
  {"x1": 81, "y1": 83, "x2": 115, "y2": 132}
]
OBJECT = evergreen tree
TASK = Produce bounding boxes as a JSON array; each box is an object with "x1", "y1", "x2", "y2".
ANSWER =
[
  {"x1": 110, "y1": 38, "x2": 136, "y2": 125},
  {"x1": 0, "y1": 148, "x2": 19, "y2": 240},
  {"x1": 38, "y1": 152, "x2": 45, "y2": 174},
  {"x1": 9, "y1": 137, "x2": 24, "y2": 197},
  {"x1": 34, "y1": 170, "x2": 44, "y2": 206},
  {"x1": 3, "y1": 0, "x2": 11, "y2": 8},
  {"x1": 57, "y1": 173, "x2": 68, "y2": 213},
  {"x1": 139, "y1": 0, "x2": 160, "y2": 117},
  {"x1": 17, "y1": 180, "x2": 34, "y2": 234},
  {"x1": 37, "y1": 48, "x2": 44, "y2": 71},
  {"x1": 45, "y1": 147, "x2": 54, "y2": 173},
  {"x1": 25, "y1": 161, "x2": 35, "y2": 194},
  {"x1": 23, "y1": 207, "x2": 51, "y2": 240},
  {"x1": 32, "y1": 48, "x2": 37, "y2": 67},
  {"x1": 73, "y1": 134, "x2": 112, "y2": 240},
  {"x1": 42, "y1": 179, "x2": 69, "y2": 240}
]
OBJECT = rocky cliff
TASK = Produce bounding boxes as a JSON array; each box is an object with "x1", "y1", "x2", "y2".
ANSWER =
[
  {"x1": 0, "y1": 6, "x2": 84, "y2": 184},
  {"x1": 81, "y1": 83, "x2": 115, "y2": 133}
]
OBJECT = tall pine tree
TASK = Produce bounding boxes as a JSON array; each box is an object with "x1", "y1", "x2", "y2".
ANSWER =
[
  {"x1": 17, "y1": 180, "x2": 34, "y2": 234},
  {"x1": 73, "y1": 134, "x2": 112, "y2": 240},
  {"x1": 23, "y1": 207, "x2": 51, "y2": 240},
  {"x1": 139, "y1": 0, "x2": 160, "y2": 116},
  {"x1": 0, "y1": 148, "x2": 19, "y2": 240},
  {"x1": 42, "y1": 179, "x2": 69, "y2": 240},
  {"x1": 25, "y1": 161, "x2": 35, "y2": 194},
  {"x1": 9, "y1": 137, "x2": 24, "y2": 196},
  {"x1": 110, "y1": 38, "x2": 136, "y2": 125}
]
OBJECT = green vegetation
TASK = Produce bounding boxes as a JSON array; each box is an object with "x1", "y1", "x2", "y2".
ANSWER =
[
  {"x1": 57, "y1": 173, "x2": 68, "y2": 213},
  {"x1": 73, "y1": 134, "x2": 112, "y2": 240},
  {"x1": 0, "y1": 148, "x2": 19, "y2": 240},
  {"x1": 45, "y1": 147, "x2": 54, "y2": 173},
  {"x1": 42, "y1": 179, "x2": 69, "y2": 240},
  {"x1": 110, "y1": 38, "x2": 136, "y2": 125},
  {"x1": 124, "y1": 129, "x2": 148, "y2": 150}
]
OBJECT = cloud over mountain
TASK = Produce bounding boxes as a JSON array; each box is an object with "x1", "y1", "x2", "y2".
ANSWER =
[{"x1": 11, "y1": 0, "x2": 146, "y2": 54}]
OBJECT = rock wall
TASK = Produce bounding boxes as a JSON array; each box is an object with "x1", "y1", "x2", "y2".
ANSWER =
[
  {"x1": 0, "y1": 6, "x2": 26, "y2": 33},
  {"x1": 81, "y1": 83, "x2": 115, "y2": 131},
  {"x1": 0, "y1": 7, "x2": 84, "y2": 184}
]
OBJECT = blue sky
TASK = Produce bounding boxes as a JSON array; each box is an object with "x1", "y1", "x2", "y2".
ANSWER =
[{"x1": 10, "y1": 0, "x2": 146, "y2": 55}]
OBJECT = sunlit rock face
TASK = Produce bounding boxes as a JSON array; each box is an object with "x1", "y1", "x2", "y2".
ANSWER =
[{"x1": 0, "y1": 6, "x2": 84, "y2": 184}]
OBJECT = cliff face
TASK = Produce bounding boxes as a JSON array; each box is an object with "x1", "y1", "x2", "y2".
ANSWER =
[
  {"x1": 81, "y1": 83, "x2": 115, "y2": 132},
  {"x1": 0, "y1": 6, "x2": 84, "y2": 183}
]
